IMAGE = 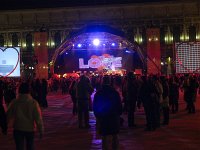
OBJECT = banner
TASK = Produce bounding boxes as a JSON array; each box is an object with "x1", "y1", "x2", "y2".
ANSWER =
[
  {"x1": 146, "y1": 28, "x2": 161, "y2": 74},
  {"x1": 34, "y1": 32, "x2": 48, "y2": 79}
]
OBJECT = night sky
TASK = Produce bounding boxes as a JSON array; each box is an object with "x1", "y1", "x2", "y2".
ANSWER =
[{"x1": 1, "y1": 0, "x2": 179, "y2": 10}]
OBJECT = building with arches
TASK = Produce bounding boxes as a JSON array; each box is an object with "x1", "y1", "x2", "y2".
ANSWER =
[{"x1": 0, "y1": 0, "x2": 199, "y2": 77}]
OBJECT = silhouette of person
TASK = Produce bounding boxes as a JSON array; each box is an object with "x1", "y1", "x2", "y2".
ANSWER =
[
  {"x1": 7, "y1": 82, "x2": 44, "y2": 150},
  {"x1": 93, "y1": 75, "x2": 122, "y2": 150},
  {"x1": 0, "y1": 103, "x2": 7, "y2": 135},
  {"x1": 76, "y1": 75, "x2": 94, "y2": 128}
]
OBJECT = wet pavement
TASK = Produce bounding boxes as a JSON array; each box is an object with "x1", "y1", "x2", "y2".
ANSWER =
[{"x1": 0, "y1": 91, "x2": 200, "y2": 150}]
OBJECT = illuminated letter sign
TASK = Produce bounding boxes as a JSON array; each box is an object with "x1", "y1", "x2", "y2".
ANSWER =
[
  {"x1": 113, "y1": 57, "x2": 122, "y2": 68},
  {"x1": 79, "y1": 54, "x2": 122, "y2": 69},
  {"x1": 79, "y1": 58, "x2": 89, "y2": 68},
  {"x1": 88, "y1": 58, "x2": 101, "y2": 68}
]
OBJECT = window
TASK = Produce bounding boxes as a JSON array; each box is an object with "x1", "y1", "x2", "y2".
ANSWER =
[
  {"x1": 54, "y1": 32, "x2": 61, "y2": 47},
  {"x1": 26, "y1": 33, "x2": 32, "y2": 48},
  {"x1": 12, "y1": 33, "x2": 18, "y2": 47},
  {"x1": 0, "y1": 35, "x2": 4, "y2": 47}
]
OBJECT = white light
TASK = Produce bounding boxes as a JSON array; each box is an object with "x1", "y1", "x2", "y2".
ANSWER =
[
  {"x1": 168, "y1": 57, "x2": 171, "y2": 62},
  {"x1": 125, "y1": 50, "x2": 132, "y2": 53},
  {"x1": 23, "y1": 43, "x2": 26, "y2": 47},
  {"x1": 111, "y1": 43, "x2": 115, "y2": 46},
  {"x1": 66, "y1": 52, "x2": 68, "y2": 55},
  {"x1": 93, "y1": 39, "x2": 100, "y2": 46},
  {"x1": 51, "y1": 42, "x2": 55, "y2": 46},
  {"x1": 77, "y1": 44, "x2": 82, "y2": 48}
]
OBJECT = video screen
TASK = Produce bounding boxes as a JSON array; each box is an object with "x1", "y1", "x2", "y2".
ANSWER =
[
  {"x1": 176, "y1": 42, "x2": 200, "y2": 73},
  {"x1": 0, "y1": 47, "x2": 20, "y2": 77},
  {"x1": 55, "y1": 49, "x2": 134, "y2": 73}
]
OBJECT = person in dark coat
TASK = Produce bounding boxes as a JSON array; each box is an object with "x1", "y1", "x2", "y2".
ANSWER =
[
  {"x1": 182, "y1": 75, "x2": 190, "y2": 110},
  {"x1": 93, "y1": 75, "x2": 122, "y2": 150},
  {"x1": 76, "y1": 75, "x2": 94, "y2": 128},
  {"x1": 35, "y1": 79, "x2": 42, "y2": 105},
  {"x1": 160, "y1": 76, "x2": 170, "y2": 125},
  {"x1": 125, "y1": 72, "x2": 139, "y2": 127},
  {"x1": 187, "y1": 76, "x2": 199, "y2": 113},
  {"x1": 152, "y1": 75, "x2": 163, "y2": 128},
  {"x1": 69, "y1": 80, "x2": 77, "y2": 115},
  {"x1": 4, "y1": 80, "x2": 16, "y2": 107},
  {"x1": 0, "y1": 103, "x2": 7, "y2": 135},
  {"x1": 169, "y1": 76, "x2": 179, "y2": 113},
  {"x1": 139, "y1": 76, "x2": 157, "y2": 131},
  {"x1": 41, "y1": 79, "x2": 48, "y2": 108}
]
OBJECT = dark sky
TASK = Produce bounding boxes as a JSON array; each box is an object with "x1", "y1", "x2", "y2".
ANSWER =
[{"x1": 0, "y1": 0, "x2": 178, "y2": 10}]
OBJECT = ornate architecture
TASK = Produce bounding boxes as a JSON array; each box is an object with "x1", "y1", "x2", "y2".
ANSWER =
[{"x1": 0, "y1": 0, "x2": 199, "y2": 76}]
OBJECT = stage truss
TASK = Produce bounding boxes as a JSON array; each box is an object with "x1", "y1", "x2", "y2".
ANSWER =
[{"x1": 50, "y1": 26, "x2": 145, "y2": 74}]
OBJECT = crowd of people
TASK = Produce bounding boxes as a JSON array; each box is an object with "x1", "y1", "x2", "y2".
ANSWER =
[
  {"x1": 68, "y1": 73, "x2": 199, "y2": 149},
  {"x1": 0, "y1": 73, "x2": 199, "y2": 150}
]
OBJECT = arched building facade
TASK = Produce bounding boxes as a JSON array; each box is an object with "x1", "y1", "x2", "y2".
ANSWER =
[{"x1": 0, "y1": 0, "x2": 200, "y2": 77}]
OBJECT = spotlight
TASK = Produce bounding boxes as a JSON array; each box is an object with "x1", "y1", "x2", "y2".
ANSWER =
[
  {"x1": 66, "y1": 52, "x2": 68, "y2": 55},
  {"x1": 93, "y1": 39, "x2": 100, "y2": 46},
  {"x1": 125, "y1": 50, "x2": 132, "y2": 53},
  {"x1": 77, "y1": 44, "x2": 82, "y2": 48},
  {"x1": 111, "y1": 43, "x2": 115, "y2": 46},
  {"x1": 124, "y1": 48, "x2": 134, "y2": 54}
]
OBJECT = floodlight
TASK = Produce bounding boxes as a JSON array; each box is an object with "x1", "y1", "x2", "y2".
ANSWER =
[
  {"x1": 111, "y1": 43, "x2": 115, "y2": 46},
  {"x1": 77, "y1": 44, "x2": 82, "y2": 48},
  {"x1": 93, "y1": 39, "x2": 100, "y2": 46}
]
